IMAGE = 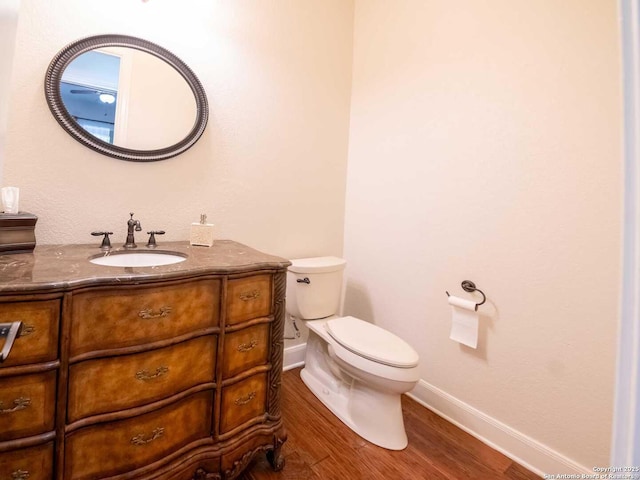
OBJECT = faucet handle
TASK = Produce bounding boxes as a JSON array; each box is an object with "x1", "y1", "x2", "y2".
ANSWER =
[
  {"x1": 91, "y1": 231, "x2": 113, "y2": 251},
  {"x1": 146, "y1": 230, "x2": 165, "y2": 248}
]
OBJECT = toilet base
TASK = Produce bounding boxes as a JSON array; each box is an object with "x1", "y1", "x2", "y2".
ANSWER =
[{"x1": 300, "y1": 322, "x2": 410, "y2": 450}]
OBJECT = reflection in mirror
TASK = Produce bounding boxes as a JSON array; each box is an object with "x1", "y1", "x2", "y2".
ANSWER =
[
  {"x1": 61, "y1": 50, "x2": 119, "y2": 144},
  {"x1": 45, "y1": 35, "x2": 208, "y2": 162},
  {"x1": 60, "y1": 47, "x2": 197, "y2": 150}
]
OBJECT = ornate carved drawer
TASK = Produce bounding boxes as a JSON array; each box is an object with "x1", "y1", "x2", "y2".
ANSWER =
[
  {"x1": 67, "y1": 335, "x2": 217, "y2": 422},
  {"x1": 222, "y1": 323, "x2": 270, "y2": 378},
  {"x1": 64, "y1": 390, "x2": 213, "y2": 480},
  {"x1": 0, "y1": 299, "x2": 60, "y2": 366},
  {"x1": 69, "y1": 278, "x2": 220, "y2": 357},
  {"x1": 0, "y1": 370, "x2": 56, "y2": 442},
  {"x1": 0, "y1": 441, "x2": 54, "y2": 480},
  {"x1": 226, "y1": 275, "x2": 272, "y2": 325},
  {"x1": 220, "y1": 372, "x2": 268, "y2": 434}
]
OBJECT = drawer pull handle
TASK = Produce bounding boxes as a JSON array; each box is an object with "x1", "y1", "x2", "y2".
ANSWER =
[
  {"x1": 131, "y1": 427, "x2": 164, "y2": 446},
  {"x1": 234, "y1": 391, "x2": 256, "y2": 406},
  {"x1": 239, "y1": 290, "x2": 261, "y2": 301},
  {"x1": 135, "y1": 366, "x2": 169, "y2": 381},
  {"x1": 237, "y1": 340, "x2": 257, "y2": 352},
  {"x1": 138, "y1": 306, "x2": 172, "y2": 319},
  {"x1": 0, "y1": 397, "x2": 31, "y2": 414},
  {"x1": 18, "y1": 324, "x2": 35, "y2": 337},
  {"x1": 12, "y1": 470, "x2": 29, "y2": 480},
  {"x1": 0, "y1": 321, "x2": 23, "y2": 363}
]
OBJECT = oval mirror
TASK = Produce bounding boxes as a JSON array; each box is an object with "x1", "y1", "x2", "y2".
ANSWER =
[{"x1": 44, "y1": 34, "x2": 208, "y2": 162}]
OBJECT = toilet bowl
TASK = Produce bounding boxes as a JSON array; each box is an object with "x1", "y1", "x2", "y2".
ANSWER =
[{"x1": 286, "y1": 257, "x2": 420, "y2": 450}]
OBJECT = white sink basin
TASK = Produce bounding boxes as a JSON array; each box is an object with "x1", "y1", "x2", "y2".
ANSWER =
[{"x1": 90, "y1": 251, "x2": 187, "y2": 267}]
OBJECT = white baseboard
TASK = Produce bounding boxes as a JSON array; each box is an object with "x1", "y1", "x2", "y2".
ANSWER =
[
  {"x1": 283, "y1": 343, "x2": 306, "y2": 371},
  {"x1": 408, "y1": 379, "x2": 591, "y2": 478}
]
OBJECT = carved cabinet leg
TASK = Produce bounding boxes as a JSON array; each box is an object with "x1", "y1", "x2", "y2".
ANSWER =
[
  {"x1": 194, "y1": 467, "x2": 222, "y2": 480},
  {"x1": 266, "y1": 445, "x2": 285, "y2": 472}
]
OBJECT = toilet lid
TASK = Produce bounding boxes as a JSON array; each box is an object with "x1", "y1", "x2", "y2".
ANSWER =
[
  {"x1": 326, "y1": 316, "x2": 419, "y2": 368},
  {"x1": 288, "y1": 256, "x2": 346, "y2": 273}
]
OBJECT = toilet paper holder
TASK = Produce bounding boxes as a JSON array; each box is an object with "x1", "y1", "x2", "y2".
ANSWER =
[{"x1": 445, "y1": 280, "x2": 486, "y2": 311}]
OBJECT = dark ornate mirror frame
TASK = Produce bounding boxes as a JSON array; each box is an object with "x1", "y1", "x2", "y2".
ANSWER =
[{"x1": 44, "y1": 34, "x2": 208, "y2": 162}]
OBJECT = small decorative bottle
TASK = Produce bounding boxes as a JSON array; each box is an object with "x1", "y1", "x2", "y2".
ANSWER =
[{"x1": 190, "y1": 214, "x2": 214, "y2": 247}]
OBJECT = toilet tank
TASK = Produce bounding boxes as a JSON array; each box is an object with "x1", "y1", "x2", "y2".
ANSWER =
[{"x1": 286, "y1": 256, "x2": 347, "y2": 320}]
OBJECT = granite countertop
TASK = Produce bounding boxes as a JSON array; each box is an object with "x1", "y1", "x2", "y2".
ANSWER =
[{"x1": 0, "y1": 240, "x2": 291, "y2": 293}]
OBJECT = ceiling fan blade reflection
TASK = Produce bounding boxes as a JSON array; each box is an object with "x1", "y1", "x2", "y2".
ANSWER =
[{"x1": 69, "y1": 89, "x2": 100, "y2": 94}]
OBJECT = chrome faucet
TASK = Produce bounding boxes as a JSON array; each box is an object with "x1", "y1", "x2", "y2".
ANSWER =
[{"x1": 124, "y1": 212, "x2": 142, "y2": 249}]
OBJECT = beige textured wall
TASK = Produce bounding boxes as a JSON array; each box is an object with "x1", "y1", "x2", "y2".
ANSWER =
[
  {"x1": 344, "y1": 0, "x2": 622, "y2": 468},
  {"x1": 3, "y1": 0, "x2": 353, "y2": 260},
  {"x1": 0, "y1": 0, "x2": 20, "y2": 182}
]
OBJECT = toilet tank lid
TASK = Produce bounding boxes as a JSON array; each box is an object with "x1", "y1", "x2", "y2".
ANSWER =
[
  {"x1": 326, "y1": 316, "x2": 419, "y2": 368},
  {"x1": 288, "y1": 256, "x2": 346, "y2": 274}
]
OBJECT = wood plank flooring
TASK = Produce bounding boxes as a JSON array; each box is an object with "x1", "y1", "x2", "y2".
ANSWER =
[{"x1": 240, "y1": 368, "x2": 540, "y2": 480}]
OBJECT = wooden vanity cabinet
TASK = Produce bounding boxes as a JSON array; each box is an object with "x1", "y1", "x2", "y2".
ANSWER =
[
  {"x1": 0, "y1": 296, "x2": 60, "y2": 480},
  {"x1": 0, "y1": 243, "x2": 288, "y2": 480}
]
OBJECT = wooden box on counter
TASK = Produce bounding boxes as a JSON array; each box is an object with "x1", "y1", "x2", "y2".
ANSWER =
[{"x1": 0, "y1": 212, "x2": 37, "y2": 254}]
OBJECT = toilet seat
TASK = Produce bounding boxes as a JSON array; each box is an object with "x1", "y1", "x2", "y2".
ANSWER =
[{"x1": 326, "y1": 316, "x2": 419, "y2": 368}]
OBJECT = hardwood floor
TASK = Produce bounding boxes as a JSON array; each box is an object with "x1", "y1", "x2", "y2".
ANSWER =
[{"x1": 240, "y1": 368, "x2": 540, "y2": 480}]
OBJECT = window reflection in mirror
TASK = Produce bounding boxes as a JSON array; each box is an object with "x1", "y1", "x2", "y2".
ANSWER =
[{"x1": 61, "y1": 50, "x2": 119, "y2": 144}]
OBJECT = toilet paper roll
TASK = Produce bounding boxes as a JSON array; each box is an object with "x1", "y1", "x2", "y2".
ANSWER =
[{"x1": 448, "y1": 295, "x2": 479, "y2": 349}]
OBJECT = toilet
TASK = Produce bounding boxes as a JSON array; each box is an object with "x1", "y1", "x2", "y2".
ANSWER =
[{"x1": 286, "y1": 256, "x2": 420, "y2": 450}]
